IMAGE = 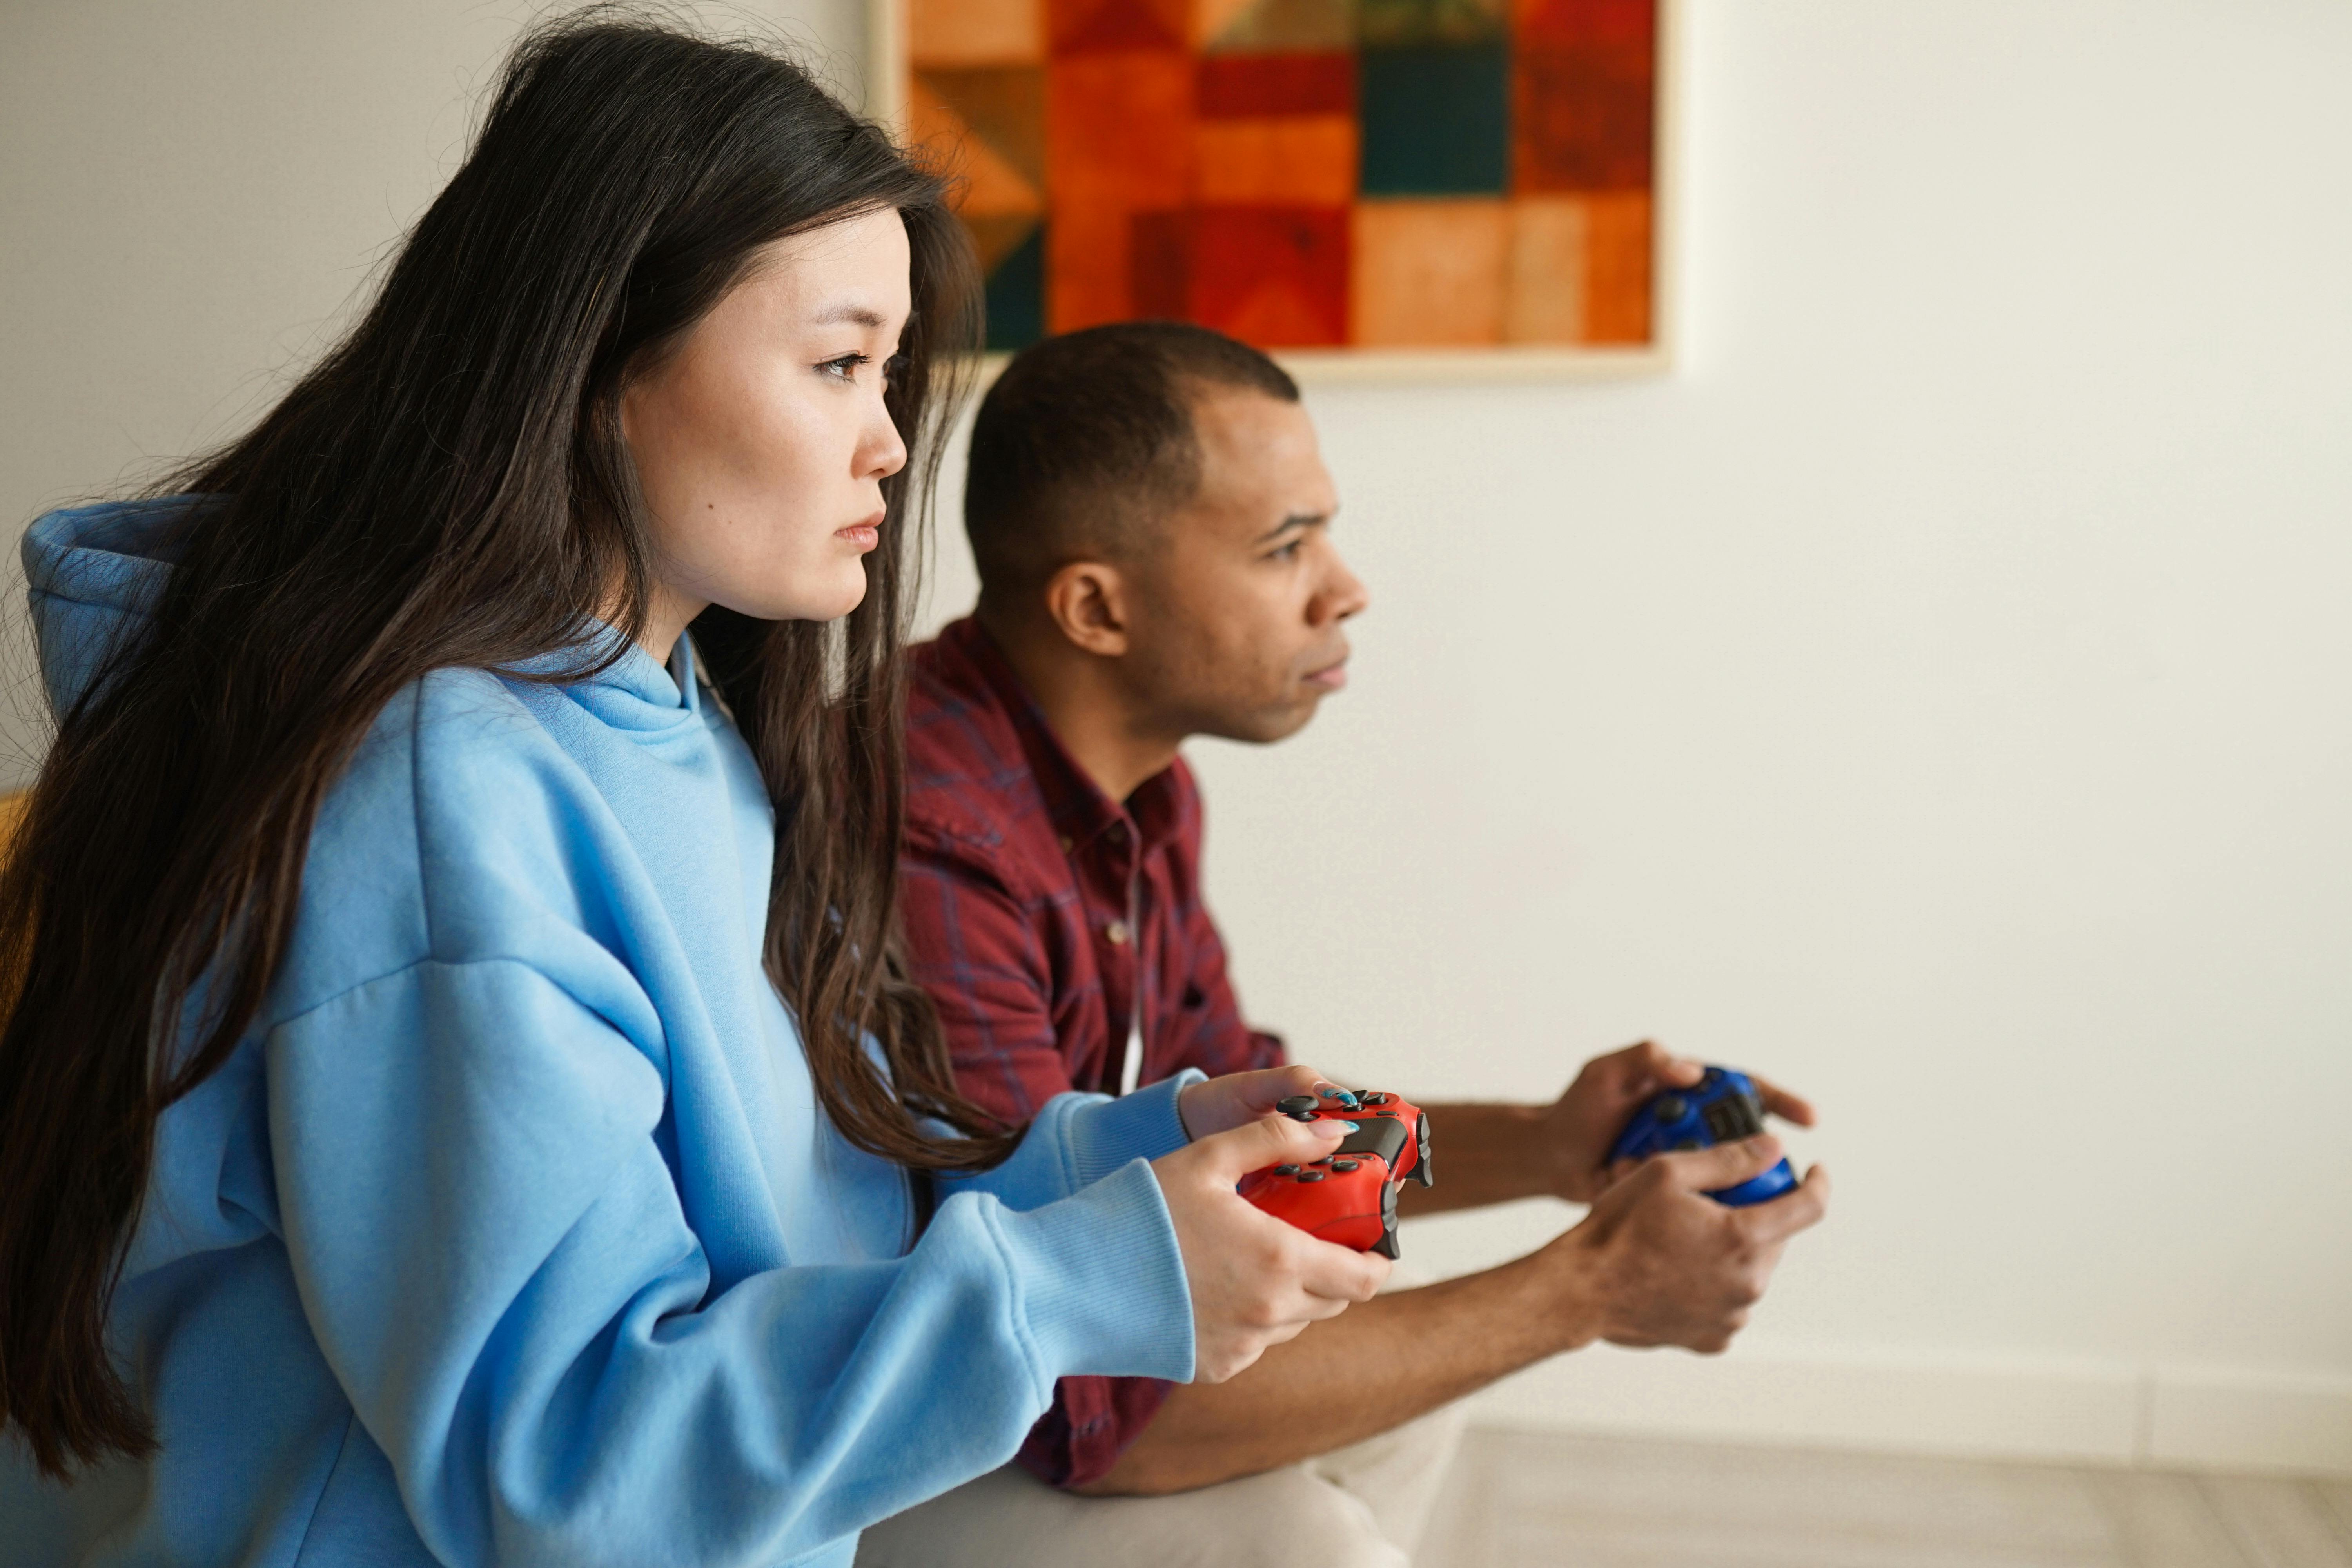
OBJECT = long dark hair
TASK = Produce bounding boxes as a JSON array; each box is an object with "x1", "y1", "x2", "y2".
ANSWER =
[{"x1": 0, "y1": 13, "x2": 1015, "y2": 1481}]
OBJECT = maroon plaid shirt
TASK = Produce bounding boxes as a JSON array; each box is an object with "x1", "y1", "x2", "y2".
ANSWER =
[{"x1": 899, "y1": 617, "x2": 1283, "y2": 1489}]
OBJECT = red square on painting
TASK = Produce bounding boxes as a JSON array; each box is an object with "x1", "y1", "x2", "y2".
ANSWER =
[
  {"x1": 1181, "y1": 205, "x2": 1349, "y2": 347},
  {"x1": 1515, "y1": 0, "x2": 1653, "y2": 48},
  {"x1": 1196, "y1": 53, "x2": 1355, "y2": 119},
  {"x1": 1514, "y1": 36, "x2": 1653, "y2": 192},
  {"x1": 1048, "y1": 0, "x2": 1186, "y2": 56}
]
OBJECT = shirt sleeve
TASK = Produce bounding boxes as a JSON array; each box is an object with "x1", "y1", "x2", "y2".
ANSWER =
[
  {"x1": 899, "y1": 824, "x2": 1205, "y2": 1491},
  {"x1": 265, "y1": 955, "x2": 1195, "y2": 1568}
]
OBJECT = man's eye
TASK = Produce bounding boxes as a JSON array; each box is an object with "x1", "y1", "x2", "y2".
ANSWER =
[
  {"x1": 1268, "y1": 539, "x2": 1303, "y2": 562},
  {"x1": 819, "y1": 353, "x2": 870, "y2": 381}
]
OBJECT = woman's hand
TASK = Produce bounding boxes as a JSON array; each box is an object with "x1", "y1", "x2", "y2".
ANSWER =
[
  {"x1": 1149, "y1": 1113, "x2": 1392, "y2": 1383},
  {"x1": 1176, "y1": 1063, "x2": 1347, "y2": 1141}
]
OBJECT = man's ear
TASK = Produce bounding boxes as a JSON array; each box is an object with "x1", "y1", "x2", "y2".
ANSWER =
[{"x1": 1042, "y1": 559, "x2": 1133, "y2": 659}]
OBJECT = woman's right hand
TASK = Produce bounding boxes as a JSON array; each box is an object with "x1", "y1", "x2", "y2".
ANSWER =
[{"x1": 1149, "y1": 1112, "x2": 1392, "y2": 1383}]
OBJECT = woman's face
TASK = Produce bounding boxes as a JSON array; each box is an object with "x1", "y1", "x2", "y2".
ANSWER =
[{"x1": 621, "y1": 206, "x2": 912, "y2": 651}]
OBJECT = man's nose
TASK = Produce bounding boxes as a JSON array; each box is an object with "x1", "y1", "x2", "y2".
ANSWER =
[{"x1": 1318, "y1": 554, "x2": 1370, "y2": 624}]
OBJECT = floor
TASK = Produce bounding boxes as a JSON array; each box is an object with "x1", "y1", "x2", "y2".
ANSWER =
[{"x1": 1415, "y1": 1427, "x2": 2352, "y2": 1568}]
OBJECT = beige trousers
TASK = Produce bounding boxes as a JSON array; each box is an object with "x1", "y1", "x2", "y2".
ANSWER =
[{"x1": 854, "y1": 1396, "x2": 1468, "y2": 1568}]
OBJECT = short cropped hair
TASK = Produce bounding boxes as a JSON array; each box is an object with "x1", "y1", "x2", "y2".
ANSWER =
[{"x1": 964, "y1": 320, "x2": 1299, "y2": 601}]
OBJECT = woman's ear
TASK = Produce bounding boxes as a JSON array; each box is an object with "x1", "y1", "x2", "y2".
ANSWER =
[{"x1": 1042, "y1": 559, "x2": 1132, "y2": 659}]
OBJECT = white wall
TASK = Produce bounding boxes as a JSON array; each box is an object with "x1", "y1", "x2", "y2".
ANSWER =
[{"x1": 7, "y1": 0, "x2": 2349, "y2": 1475}]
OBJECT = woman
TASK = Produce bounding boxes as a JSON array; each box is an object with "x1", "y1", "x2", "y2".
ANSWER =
[{"x1": 0, "y1": 18, "x2": 1383, "y2": 1565}]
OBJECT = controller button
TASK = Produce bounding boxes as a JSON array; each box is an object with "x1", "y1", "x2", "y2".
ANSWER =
[
  {"x1": 1702, "y1": 1067, "x2": 1724, "y2": 1084},
  {"x1": 1277, "y1": 1095, "x2": 1319, "y2": 1114},
  {"x1": 1274, "y1": 1165, "x2": 1301, "y2": 1176},
  {"x1": 1286, "y1": 1110, "x2": 1318, "y2": 1122},
  {"x1": 1654, "y1": 1096, "x2": 1688, "y2": 1121},
  {"x1": 1675, "y1": 1139, "x2": 1700, "y2": 1151},
  {"x1": 1297, "y1": 1170, "x2": 1326, "y2": 1183},
  {"x1": 1332, "y1": 1158, "x2": 1360, "y2": 1171},
  {"x1": 1375, "y1": 1109, "x2": 1397, "y2": 1117},
  {"x1": 1361, "y1": 1093, "x2": 1389, "y2": 1105},
  {"x1": 1311, "y1": 1157, "x2": 1333, "y2": 1166}
]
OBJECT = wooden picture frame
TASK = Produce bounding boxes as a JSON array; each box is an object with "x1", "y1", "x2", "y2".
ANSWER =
[{"x1": 869, "y1": 0, "x2": 1678, "y2": 383}]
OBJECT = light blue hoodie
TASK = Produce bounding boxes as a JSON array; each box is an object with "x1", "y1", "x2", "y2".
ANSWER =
[{"x1": 0, "y1": 499, "x2": 1199, "y2": 1568}]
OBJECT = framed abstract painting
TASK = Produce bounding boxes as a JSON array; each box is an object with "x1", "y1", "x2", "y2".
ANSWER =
[{"x1": 870, "y1": 0, "x2": 1675, "y2": 378}]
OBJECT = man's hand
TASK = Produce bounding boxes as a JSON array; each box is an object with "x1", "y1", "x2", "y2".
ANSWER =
[
  {"x1": 1151, "y1": 1112, "x2": 1392, "y2": 1383},
  {"x1": 1550, "y1": 1136, "x2": 1832, "y2": 1354},
  {"x1": 1540, "y1": 1040, "x2": 1817, "y2": 1203}
]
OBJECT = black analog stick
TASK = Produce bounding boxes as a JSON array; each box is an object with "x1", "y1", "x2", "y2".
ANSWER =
[{"x1": 1276, "y1": 1095, "x2": 1319, "y2": 1114}]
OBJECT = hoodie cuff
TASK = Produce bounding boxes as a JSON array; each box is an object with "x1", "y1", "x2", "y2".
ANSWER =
[
  {"x1": 1058, "y1": 1069, "x2": 1204, "y2": 1189},
  {"x1": 993, "y1": 1158, "x2": 1194, "y2": 1384}
]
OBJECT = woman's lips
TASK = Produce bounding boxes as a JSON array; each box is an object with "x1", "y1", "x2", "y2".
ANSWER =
[{"x1": 835, "y1": 516, "x2": 882, "y2": 552}]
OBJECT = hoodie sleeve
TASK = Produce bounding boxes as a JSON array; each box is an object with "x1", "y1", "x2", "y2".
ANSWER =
[
  {"x1": 266, "y1": 956, "x2": 1194, "y2": 1568},
  {"x1": 939, "y1": 1069, "x2": 1205, "y2": 1214}
]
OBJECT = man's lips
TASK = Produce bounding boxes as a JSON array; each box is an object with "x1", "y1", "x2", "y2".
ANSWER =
[{"x1": 1303, "y1": 657, "x2": 1348, "y2": 691}]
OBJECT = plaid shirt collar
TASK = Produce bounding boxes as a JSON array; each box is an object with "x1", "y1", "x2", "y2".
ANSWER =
[{"x1": 931, "y1": 616, "x2": 1185, "y2": 865}]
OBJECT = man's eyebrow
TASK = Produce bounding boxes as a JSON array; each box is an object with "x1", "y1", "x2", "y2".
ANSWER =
[
  {"x1": 1252, "y1": 510, "x2": 1333, "y2": 545},
  {"x1": 811, "y1": 303, "x2": 889, "y2": 328}
]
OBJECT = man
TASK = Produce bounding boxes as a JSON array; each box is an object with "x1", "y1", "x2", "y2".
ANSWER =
[{"x1": 856, "y1": 324, "x2": 1830, "y2": 1567}]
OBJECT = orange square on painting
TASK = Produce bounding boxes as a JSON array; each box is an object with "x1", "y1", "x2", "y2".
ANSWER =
[
  {"x1": 1581, "y1": 190, "x2": 1650, "y2": 341},
  {"x1": 1193, "y1": 116, "x2": 1356, "y2": 205},
  {"x1": 1505, "y1": 196, "x2": 1586, "y2": 342},
  {"x1": 1047, "y1": 204, "x2": 1134, "y2": 331},
  {"x1": 912, "y1": 0, "x2": 1043, "y2": 65},
  {"x1": 1046, "y1": 52, "x2": 1192, "y2": 208},
  {"x1": 1350, "y1": 199, "x2": 1509, "y2": 345}
]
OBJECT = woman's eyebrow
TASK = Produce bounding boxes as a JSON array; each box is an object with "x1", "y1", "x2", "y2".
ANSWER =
[{"x1": 811, "y1": 303, "x2": 888, "y2": 327}]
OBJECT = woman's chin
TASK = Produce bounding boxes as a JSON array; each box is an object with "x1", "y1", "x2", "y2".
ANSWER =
[{"x1": 736, "y1": 572, "x2": 869, "y2": 625}]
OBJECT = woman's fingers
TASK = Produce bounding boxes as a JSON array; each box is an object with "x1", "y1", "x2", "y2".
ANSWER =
[{"x1": 1176, "y1": 1063, "x2": 1346, "y2": 1140}]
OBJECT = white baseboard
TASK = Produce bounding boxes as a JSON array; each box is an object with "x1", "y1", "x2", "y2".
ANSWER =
[{"x1": 1465, "y1": 1344, "x2": 2352, "y2": 1477}]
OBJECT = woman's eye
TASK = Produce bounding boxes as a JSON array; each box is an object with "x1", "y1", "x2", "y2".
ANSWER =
[{"x1": 819, "y1": 353, "x2": 870, "y2": 382}]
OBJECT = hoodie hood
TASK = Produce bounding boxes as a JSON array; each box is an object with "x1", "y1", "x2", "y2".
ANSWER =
[
  {"x1": 22, "y1": 495, "x2": 696, "y2": 726},
  {"x1": 22, "y1": 496, "x2": 205, "y2": 717}
]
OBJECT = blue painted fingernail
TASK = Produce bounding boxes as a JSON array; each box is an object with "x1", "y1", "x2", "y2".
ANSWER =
[{"x1": 1334, "y1": 1121, "x2": 1361, "y2": 1133}]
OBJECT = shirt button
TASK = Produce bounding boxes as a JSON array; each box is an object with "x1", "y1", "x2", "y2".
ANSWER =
[
  {"x1": 1057, "y1": 834, "x2": 1073, "y2": 853},
  {"x1": 1107, "y1": 822, "x2": 1126, "y2": 843},
  {"x1": 1105, "y1": 920, "x2": 1131, "y2": 945}
]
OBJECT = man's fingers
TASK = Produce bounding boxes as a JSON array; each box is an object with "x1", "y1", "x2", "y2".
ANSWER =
[
  {"x1": 1737, "y1": 1164, "x2": 1832, "y2": 1243},
  {"x1": 1632, "y1": 1038, "x2": 1704, "y2": 1087},
  {"x1": 1748, "y1": 1073, "x2": 1817, "y2": 1128},
  {"x1": 1189, "y1": 1111, "x2": 1347, "y2": 1180},
  {"x1": 1653, "y1": 1134, "x2": 1784, "y2": 1194}
]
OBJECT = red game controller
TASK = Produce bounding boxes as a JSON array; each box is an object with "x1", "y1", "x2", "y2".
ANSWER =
[{"x1": 1239, "y1": 1090, "x2": 1433, "y2": 1259}]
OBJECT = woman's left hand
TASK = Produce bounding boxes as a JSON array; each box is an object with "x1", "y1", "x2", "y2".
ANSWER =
[{"x1": 1177, "y1": 1064, "x2": 1350, "y2": 1141}]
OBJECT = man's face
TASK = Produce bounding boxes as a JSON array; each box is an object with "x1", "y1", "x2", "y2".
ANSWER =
[{"x1": 1122, "y1": 387, "x2": 1368, "y2": 744}]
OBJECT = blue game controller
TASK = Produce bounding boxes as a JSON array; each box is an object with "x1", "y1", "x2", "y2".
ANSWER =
[{"x1": 1608, "y1": 1065, "x2": 1798, "y2": 1207}]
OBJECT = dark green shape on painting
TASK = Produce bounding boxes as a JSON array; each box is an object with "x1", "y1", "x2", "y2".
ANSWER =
[
  {"x1": 985, "y1": 224, "x2": 1044, "y2": 351},
  {"x1": 1357, "y1": 0, "x2": 1506, "y2": 49},
  {"x1": 1359, "y1": 43, "x2": 1510, "y2": 194}
]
